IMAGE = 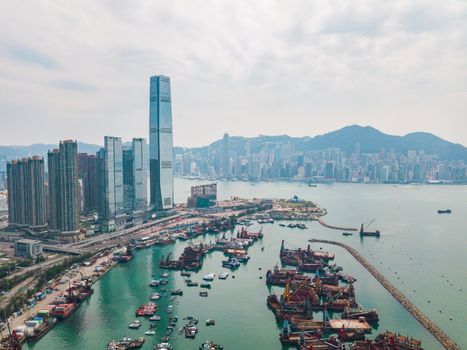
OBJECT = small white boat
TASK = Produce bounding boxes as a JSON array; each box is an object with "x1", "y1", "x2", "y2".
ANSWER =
[
  {"x1": 150, "y1": 293, "x2": 161, "y2": 300},
  {"x1": 149, "y1": 279, "x2": 161, "y2": 286},
  {"x1": 144, "y1": 330, "x2": 156, "y2": 335},
  {"x1": 128, "y1": 320, "x2": 141, "y2": 329},
  {"x1": 150, "y1": 315, "x2": 161, "y2": 321},
  {"x1": 155, "y1": 343, "x2": 173, "y2": 350},
  {"x1": 161, "y1": 272, "x2": 169, "y2": 278},
  {"x1": 218, "y1": 272, "x2": 229, "y2": 280},
  {"x1": 203, "y1": 273, "x2": 215, "y2": 281}
]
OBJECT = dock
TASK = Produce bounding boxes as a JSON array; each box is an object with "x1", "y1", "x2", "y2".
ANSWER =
[{"x1": 308, "y1": 238, "x2": 460, "y2": 350}]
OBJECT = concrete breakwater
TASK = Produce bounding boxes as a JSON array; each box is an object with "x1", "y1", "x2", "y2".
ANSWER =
[
  {"x1": 308, "y1": 238, "x2": 460, "y2": 350},
  {"x1": 317, "y1": 217, "x2": 358, "y2": 232}
]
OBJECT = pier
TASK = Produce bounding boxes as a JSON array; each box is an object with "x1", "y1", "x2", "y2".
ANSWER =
[
  {"x1": 308, "y1": 238, "x2": 460, "y2": 350},
  {"x1": 317, "y1": 217, "x2": 358, "y2": 231}
]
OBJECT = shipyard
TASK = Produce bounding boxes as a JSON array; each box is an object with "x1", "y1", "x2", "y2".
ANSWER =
[{"x1": 0, "y1": 190, "x2": 459, "y2": 350}]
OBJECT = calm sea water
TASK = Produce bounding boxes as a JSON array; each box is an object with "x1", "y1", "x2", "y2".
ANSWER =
[{"x1": 25, "y1": 179, "x2": 467, "y2": 350}]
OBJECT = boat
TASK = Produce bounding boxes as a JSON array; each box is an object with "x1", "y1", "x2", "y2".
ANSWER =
[
  {"x1": 199, "y1": 291, "x2": 208, "y2": 297},
  {"x1": 181, "y1": 271, "x2": 191, "y2": 277},
  {"x1": 187, "y1": 281, "x2": 199, "y2": 287},
  {"x1": 145, "y1": 330, "x2": 156, "y2": 336},
  {"x1": 200, "y1": 282, "x2": 212, "y2": 289},
  {"x1": 107, "y1": 337, "x2": 145, "y2": 350},
  {"x1": 27, "y1": 317, "x2": 57, "y2": 342},
  {"x1": 150, "y1": 315, "x2": 161, "y2": 321},
  {"x1": 150, "y1": 293, "x2": 161, "y2": 301},
  {"x1": 128, "y1": 320, "x2": 142, "y2": 329},
  {"x1": 359, "y1": 220, "x2": 381, "y2": 237},
  {"x1": 205, "y1": 319, "x2": 216, "y2": 326},
  {"x1": 149, "y1": 280, "x2": 161, "y2": 287},
  {"x1": 167, "y1": 305, "x2": 173, "y2": 314},
  {"x1": 287, "y1": 223, "x2": 297, "y2": 228},
  {"x1": 222, "y1": 257, "x2": 240, "y2": 269},
  {"x1": 342, "y1": 232, "x2": 353, "y2": 236},
  {"x1": 171, "y1": 289, "x2": 183, "y2": 296},
  {"x1": 438, "y1": 209, "x2": 452, "y2": 214},
  {"x1": 279, "y1": 223, "x2": 286, "y2": 227},
  {"x1": 184, "y1": 325, "x2": 198, "y2": 338},
  {"x1": 218, "y1": 272, "x2": 229, "y2": 280},
  {"x1": 155, "y1": 342, "x2": 173, "y2": 350},
  {"x1": 135, "y1": 303, "x2": 157, "y2": 317},
  {"x1": 161, "y1": 273, "x2": 169, "y2": 278},
  {"x1": 203, "y1": 273, "x2": 215, "y2": 281},
  {"x1": 341, "y1": 307, "x2": 379, "y2": 324},
  {"x1": 199, "y1": 340, "x2": 224, "y2": 350}
]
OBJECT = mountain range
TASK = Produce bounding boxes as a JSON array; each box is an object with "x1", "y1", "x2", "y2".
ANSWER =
[{"x1": 1, "y1": 126, "x2": 466, "y2": 162}]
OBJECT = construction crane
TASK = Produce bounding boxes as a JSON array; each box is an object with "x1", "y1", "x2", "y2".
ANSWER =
[{"x1": 362, "y1": 218, "x2": 376, "y2": 231}]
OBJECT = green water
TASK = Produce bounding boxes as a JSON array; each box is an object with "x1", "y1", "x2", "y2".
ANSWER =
[{"x1": 25, "y1": 180, "x2": 467, "y2": 350}]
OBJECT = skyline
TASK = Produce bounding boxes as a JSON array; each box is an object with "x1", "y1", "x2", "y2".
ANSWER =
[{"x1": 1, "y1": 1, "x2": 467, "y2": 147}]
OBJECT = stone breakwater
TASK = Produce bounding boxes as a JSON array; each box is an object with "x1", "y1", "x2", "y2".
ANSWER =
[{"x1": 308, "y1": 238, "x2": 460, "y2": 350}]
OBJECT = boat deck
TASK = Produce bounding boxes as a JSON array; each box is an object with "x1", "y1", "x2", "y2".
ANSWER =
[{"x1": 328, "y1": 319, "x2": 371, "y2": 331}]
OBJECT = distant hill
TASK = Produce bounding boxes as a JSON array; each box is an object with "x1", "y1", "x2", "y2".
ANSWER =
[
  {"x1": 0, "y1": 142, "x2": 101, "y2": 160},
  {"x1": 177, "y1": 125, "x2": 467, "y2": 161}
]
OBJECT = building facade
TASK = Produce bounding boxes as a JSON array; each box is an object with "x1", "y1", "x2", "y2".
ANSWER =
[
  {"x1": 149, "y1": 75, "x2": 174, "y2": 211},
  {"x1": 6, "y1": 157, "x2": 47, "y2": 229},
  {"x1": 132, "y1": 138, "x2": 148, "y2": 212},
  {"x1": 14, "y1": 239, "x2": 43, "y2": 258},
  {"x1": 77, "y1": 153, "x2": 98, "y2": 213},
  {"x1": 47, "y1": 140, "x2": 80, "y2": 235},
  {"x1": 97, "y1": 136, "x2": 124, "y2": 231}
]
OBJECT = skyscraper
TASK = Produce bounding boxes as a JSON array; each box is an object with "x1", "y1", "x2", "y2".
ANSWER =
[
  {"x1": 132, "y1": 138, "x2": 148, "y2": 211},
  {"x1": 97, "y1": 136, "x2": 124, "y2": 231},
  {"x1": 7, "y1": 156, "x2": 46, "y2": 229},
  {"x1": 48, "y1": 140, "x2": 80, "y2": 237},
  {"x1": 149, "y1": 75, "x2": 174, "y2": 211},
  {"x1": 77, "y1": 153, "x2": 98, "y2": 213},
  {"x1": 222, "y1": 133, "x2": 230, "y2": 177}
]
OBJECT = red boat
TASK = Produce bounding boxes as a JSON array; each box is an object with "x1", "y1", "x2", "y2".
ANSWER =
[{"x1": 135, "y1": 302, "x2": 157, "y2": 317}]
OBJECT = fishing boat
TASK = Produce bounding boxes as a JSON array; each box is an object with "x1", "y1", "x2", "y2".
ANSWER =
[
  {"x1": 199, "y1": 340, "x2": 224, "y2": 350},
  {"x1": 128, "y1": 320, "x2": 141, "y2": 329},
  {"x1": 135, "y1": 302, "x2": 157, "y2": 317},
  {"x1": 149, "y1": 279, "x2": 161, "y2": 287},
  {"x1": 199, "y1": 291, "x2": 208, "y2": 297},
  {"x1": 171, "y1": 289, "x2": 183, "y2": 296},
  {"x1": 107, "y1": 337, "x2": 145, "y2": 350},
  {"x1": 200, "y1": 282, "x2": 212, "y2": 289},
  {"x1": 187, "y1": 281, "x2": 199, "y2": 287},
  {"x1": 279, "y1": 223, "x2": 286, "y2": 227},
  {"x1": 205, "y1": 319, "x2": 216, "y2": 326},
  {"x1": 203, "y1": 273, "x2": 215, "y2": 281}
]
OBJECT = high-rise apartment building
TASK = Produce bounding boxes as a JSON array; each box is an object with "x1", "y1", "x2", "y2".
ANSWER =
[
  {"x1": 132, "y1": 138, "x2": 148, "y2": 211},
  {"x1": 222, "y1": 133, "x2": 230, "y2": 177},
  {"x1": 6, "y1": 156, "x2": 47, "y2": 229},
  {"x1": 47, "y1": 140, "x2": 80, "y2": 237},
  {"x1": 77, "y1": 153, "x2": 98, "y2": 213},
  {"x1": 149, "y1": 75, "x2": 173, "y2": 211},
  {"x1": 97, "y1": 136, "x2": 124, "y2": 231}
]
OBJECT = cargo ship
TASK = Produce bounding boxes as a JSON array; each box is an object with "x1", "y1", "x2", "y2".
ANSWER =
[{"x1": 52, "y1": 303, "x2": 76, "y2": 319}]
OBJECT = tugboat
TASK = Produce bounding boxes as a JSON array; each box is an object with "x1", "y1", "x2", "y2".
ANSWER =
[{"x1": 107, "y1": 337, "x2": 145, "y2": 349}]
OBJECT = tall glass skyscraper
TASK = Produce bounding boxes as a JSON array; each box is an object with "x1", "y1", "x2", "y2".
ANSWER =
[
  {"x1": 149, "y1": 75, "x2": 174, "y2": 211},
  {"x1": 97, "y1": 136, "x2": 124, "y2": 231}
]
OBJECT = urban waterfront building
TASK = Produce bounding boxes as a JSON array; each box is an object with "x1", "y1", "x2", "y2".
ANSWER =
[
  {"x1": 222, "y1": 133, "x2": 230, "y2": 178},
  {"x1": 131, "y1": 138, "x2": 148, "y2": 212},
  {"x1": 47, "y1": 140, "x2": 81, "y2": 238},
  {"x1": 149, "y1": 75, "x2": 174, "y2": 211},
  {"x1": 97, "y1": 136, "x2": 124, "y2": 231},
  {"x1": 77, "y1": 153, "x2": 98, "y2": 213},
  {"x1": 6, "y1": 156, "x2": 47, "y2": 229}
]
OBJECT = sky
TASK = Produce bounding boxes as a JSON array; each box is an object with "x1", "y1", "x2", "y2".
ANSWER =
[{"x1": 0, "y1": 0, "x2": 466, "y2": 148}]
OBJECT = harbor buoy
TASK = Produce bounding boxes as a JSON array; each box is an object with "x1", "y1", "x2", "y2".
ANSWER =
[{"x1": 259, "y1": 276, "x2": 262, "y2": 279}]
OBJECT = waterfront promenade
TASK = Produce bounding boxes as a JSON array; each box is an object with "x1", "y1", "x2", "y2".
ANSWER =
[{"x1": 308, "y1": 238, "x2": 460, "y2": 350}]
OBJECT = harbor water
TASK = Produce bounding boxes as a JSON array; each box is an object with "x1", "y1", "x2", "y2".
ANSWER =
[{"x1": 25, "y1": 179, "x2": 467, "y2": 350}]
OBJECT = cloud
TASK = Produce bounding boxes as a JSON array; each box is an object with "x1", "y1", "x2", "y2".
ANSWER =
[
  {"x1": 4, "y1": 45, "x2": 59, "y2": 69},
  {"x1": 0, "y1": 0, "x2": 466, "y2": 147}
]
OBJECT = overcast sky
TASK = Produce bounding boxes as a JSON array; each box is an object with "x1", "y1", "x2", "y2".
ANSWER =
[{"x1": 1, "y1": 1, "x2": 466, "y2": 147}]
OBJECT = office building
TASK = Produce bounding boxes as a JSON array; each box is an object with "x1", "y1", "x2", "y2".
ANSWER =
[
  {"x1": 132, "y1": 138, "x2": 148, "y2": 211},
  {"x1": 48, "y1": 140, "x2": 81, "y2": 238},
  {"x1": 7, "y1": 156, "x2": 47, "y2": 229},
  {"x1": 222, "y1": 133, "x2": 230, "y2": 177},
  {"x1": 149, "y1": 75, "x2": 174, "y2": 211}
]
